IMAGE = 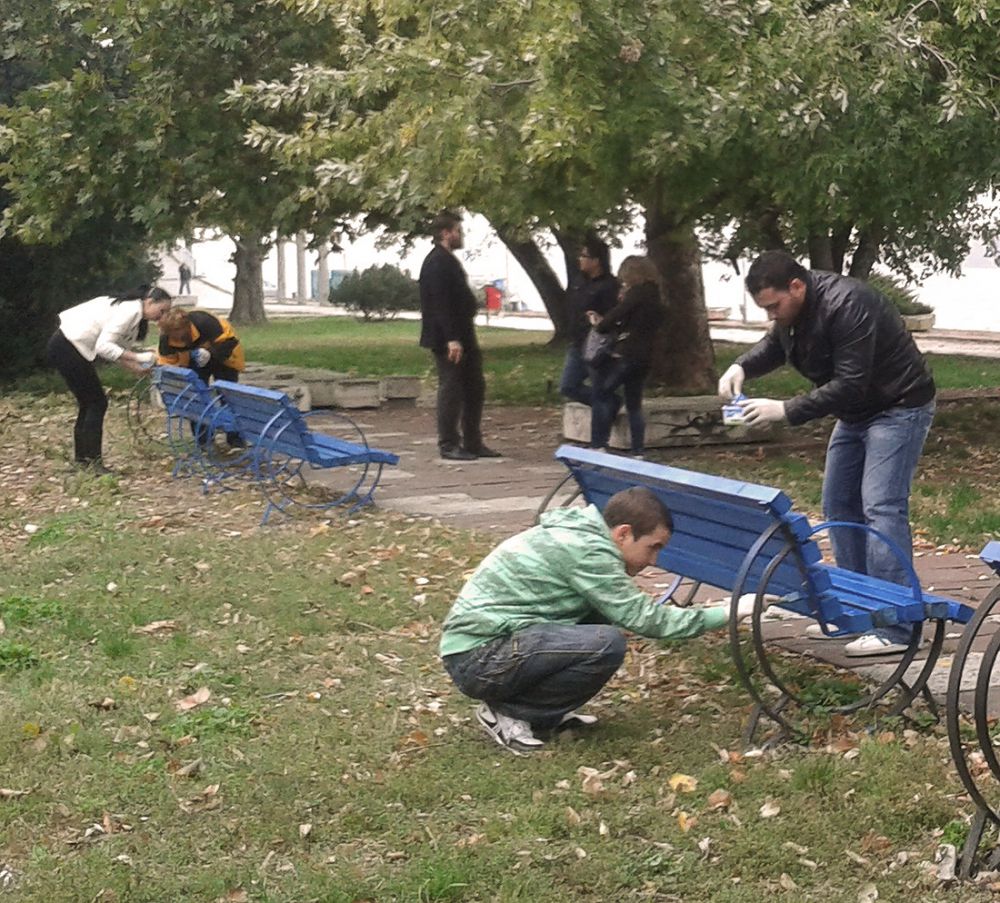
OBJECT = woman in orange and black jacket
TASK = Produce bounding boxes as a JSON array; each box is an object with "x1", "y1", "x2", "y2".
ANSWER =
[
  {"x1": 156, "y1": 308, "x2": 245, "y2": 379},
  {"x1": 157, "y1": 308, "x2": 246, "y2": 446}
]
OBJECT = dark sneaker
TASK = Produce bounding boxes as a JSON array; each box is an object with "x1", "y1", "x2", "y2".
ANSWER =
[
  {"x1": 465, "y1": 445, "x2": 503, "y2": 458},
  {"x1": 75, "y1": 460, "x2": 115, "y2": 477},
  {"x1": 440, "y1": 446, "x2": 477, "y2": 461},
  {"x1": 475, "y1": 703, "x2": 545, "y2": 755}
]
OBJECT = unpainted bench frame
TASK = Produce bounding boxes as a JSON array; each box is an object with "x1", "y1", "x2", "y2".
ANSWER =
[
  {"x1": 212, "y1": 380, "x2": 399, "y2": 524},
  {"x1": 548, "y1": 445, "x2": 974, "y2": 741},
  {"x1": 946, "y1": 541, "x2": 1000, "y2": 879}
]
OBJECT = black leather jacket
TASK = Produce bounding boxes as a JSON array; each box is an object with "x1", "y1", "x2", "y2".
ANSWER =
[
  {"x1": 735, "y1": 271, "x2": 935, "y2": 425},
  {"x1": 567, "y1": 272, "x2": 619, "y2": 345}
]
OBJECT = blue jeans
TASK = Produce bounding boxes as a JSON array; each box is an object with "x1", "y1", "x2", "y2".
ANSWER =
[
  {"x1": 442, "y1": 623, "x2": 626, "y2": 730},
  {"x1": 590, "y1": 359, "x2": 649, "y2": 452},
  {"x1": 821, "y1": 401, "x2": 935, "y2": 642},
  {"x1": 560, "y1": 345, "x2": 592, "y2": 405}
]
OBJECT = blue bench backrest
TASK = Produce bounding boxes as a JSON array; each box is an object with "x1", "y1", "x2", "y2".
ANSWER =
[
  {"x1": 554, "y1": 446, "x2": 829, "y2": 600},
  {"x1": 155, "y1": 365, "x2": 235, "y2": 430},
  {"x1": 212, "y1": 380, "x2": 317, "y2": 459}
]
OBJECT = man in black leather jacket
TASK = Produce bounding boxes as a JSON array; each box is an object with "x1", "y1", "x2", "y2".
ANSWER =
[
  {"x1": 419, "y1": 211, "x2": 502, "y2": 461},
  {"x1": 718, "y1": 250, "x2": 936, "y2": 657}
]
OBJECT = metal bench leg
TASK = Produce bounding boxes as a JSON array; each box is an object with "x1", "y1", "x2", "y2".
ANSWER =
[
  {"x1": 742, "y1": 695, "x2": 793, "y2": 747},
  {"x1": 959, "y1": 807, "x2": 990, "y2": 880}
]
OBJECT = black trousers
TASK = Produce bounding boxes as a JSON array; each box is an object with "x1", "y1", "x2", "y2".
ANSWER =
[
  {"x1": 192, "y1": 362, "x2": 242, "y2": 446},
  {"x1": 47, "y1": 330, "x2": 108, "y2": 464},
  {"x1": 433, "y1": 344, "x2": 485, "y2": 452}
]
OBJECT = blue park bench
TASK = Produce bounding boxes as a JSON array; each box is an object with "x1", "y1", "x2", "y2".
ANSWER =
[
  {"x1": 946, "y1": 542, "x2": 1000, "y2": 878},
  {"x1": 212, "y1": 380, "x2": 399, "y2": 525},
  {"x1": 544, "y1": 445, "x2": 976, "y2": 742},
  {"x1": 152, "y1": 365, "x2": 250, "y2": 488}
]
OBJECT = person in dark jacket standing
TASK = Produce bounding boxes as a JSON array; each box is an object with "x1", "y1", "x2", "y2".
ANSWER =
[
  {"x1": 559, "y1": 237, "x2": 619, "y2": 405},
  {"x1": 718, "y1": 250, "x2": 936, "y2": 657},
  {"x1": 419, "y1": 211, "x2": 501, "y2": 461},
  {"x1": 588, "y1": 256, "x2": 665, "y2": 455}
]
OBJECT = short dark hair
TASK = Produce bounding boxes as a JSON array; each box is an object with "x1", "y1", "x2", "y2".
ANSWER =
[
  {"x1": 430, "y1": 211, "x2": 462, "y2": 242},
  {"x1": 581, "y1": 237, "x2": 611, "y2": 274},
  {"x1": 603, "y1": 486, "x2": 673, "y2": 538},
  {"x1": 745, "y1": 250, "x2": 809, "y2": 296}
]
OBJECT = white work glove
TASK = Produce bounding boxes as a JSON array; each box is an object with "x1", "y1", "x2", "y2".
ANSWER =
[
  {"x1": 717, "y1": 363, "x2": 745, "y2": 400},
  {"x1": 739, "y1": 397, "x2": 786, "y2": 426},
  {"x1": 190, "y1": 347, "x2": 211, "y2": 367},
  {"x1": 734, "y1": 593, "x2": 758, "y2": 621},
  {"x1": 733, "y1": 592, "x2": 778, "y2": 621},
  {"x1": 134, "y1": 351, "x2": 156, "y2": 370}
]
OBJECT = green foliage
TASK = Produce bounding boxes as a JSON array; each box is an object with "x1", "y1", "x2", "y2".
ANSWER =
[
  {"x1": 0, "y1": 595, "x2": 63, "y2": 627},
  {"x1": 866, "y1": 273, "x2": 934, "y2": 316},
  {"x1": 330, "y1": 264, "x2": 420, "y2": 321},
  {"x1": 0, "y1": 639, "x2": 39, "y2": 673}
]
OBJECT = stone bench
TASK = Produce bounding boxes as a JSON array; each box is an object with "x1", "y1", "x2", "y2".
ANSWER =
[{"x1": 562, "y1": 396, "x2": 782, "y2": 449}]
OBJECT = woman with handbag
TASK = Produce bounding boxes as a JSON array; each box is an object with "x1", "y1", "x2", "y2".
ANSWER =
[{"x1": 587, "y1": 256, "x2": 665, "y2": 456}]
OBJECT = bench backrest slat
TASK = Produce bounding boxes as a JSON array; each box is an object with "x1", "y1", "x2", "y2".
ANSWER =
[
  {"x1": 212, "y1": 381, "x2": 317, "y2": 460},
  {"x1": 155, "y1": 366, "x2": 236, "y2": 432},
  {"x1": 556, "y1": 446, "x2": 823, "y2": 597}
]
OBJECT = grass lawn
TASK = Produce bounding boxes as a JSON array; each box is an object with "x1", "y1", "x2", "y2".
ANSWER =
[{"x1": 1, "y1": 386, "x2": 998, "y2": 901}]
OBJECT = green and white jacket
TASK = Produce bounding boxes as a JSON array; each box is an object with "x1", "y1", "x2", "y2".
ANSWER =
[{"x1": 440, "y1": 505, "x2": 728, "y2": 657}]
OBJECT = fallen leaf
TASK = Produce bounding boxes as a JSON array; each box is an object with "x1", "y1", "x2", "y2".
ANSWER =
[
  {"x1": 707, "y1": 789, "x2": 732, "y2": 811},
  {"x1": 0, "y1": 788, "x2": 30, "y2": 800},
  {"x1": 857, "y1": 882, "x2": 879, "y2": 903},
  {"x1": 759, "y1": 799, "x2": 781, "y2": 819},
  {"x1": 779, "y1": 873, "x2": 798, "y2": 891},
  {"x1": 669, "y1": 773, "x2": 699, "y2": 793},
  {"x1": 219, "y1": 890, "x2": 248, "y2": 903},
  {"x1": 577, "y1": 767, "x2": 605, "y2": 795},
  {"x1": 172, "y1": 759, "x2": 202, "y2": 778},
  {"x1": 299, "y1": 823, "x2": 312, "y2": 839},
  {"x1": 132, "y1": 620, "x2": 179, "y2": 635},
  {"x1": 175, "y1": 687, "x2": 211, "y2": 712},
  {"x1": 88, "y1": 697, "x2": 116, "y2": 711},
  {"x1": 677, "y1": 811, "x2": 696, "y2": 833},
  {"x1": 565, "y1": 807, "x2": 582, "y2": 826}
]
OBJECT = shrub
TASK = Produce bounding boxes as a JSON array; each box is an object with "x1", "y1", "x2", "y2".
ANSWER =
[
  {"x1": 330, "y1": 265, "x2": 420, "y2": 321},
  {"x1": 866, "y1": 273, "x2": 934, "y2": 316}
]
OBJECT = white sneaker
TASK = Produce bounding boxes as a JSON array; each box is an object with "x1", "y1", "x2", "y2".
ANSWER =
[
  {"x1": 805, "y1": 622, "x2": 846, "y2": 639},
  {"x1": 558, "y1": 711, "x2": 599, "y2": 729},
  {"x1": 475, "y1": 703, "x2": 545, "y2": 755},
  {"x1": 843, "y1": 633, "x2": 911, "y2": 657}
]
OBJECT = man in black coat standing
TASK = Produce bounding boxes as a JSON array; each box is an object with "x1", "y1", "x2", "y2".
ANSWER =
[{"x1": 419, "y1": 211, "x2": 502, "y2": 461}]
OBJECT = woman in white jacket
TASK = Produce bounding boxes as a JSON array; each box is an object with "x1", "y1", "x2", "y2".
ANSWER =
[{"x1": 46, "y1": 286, "x2": 172, "y2": 472}]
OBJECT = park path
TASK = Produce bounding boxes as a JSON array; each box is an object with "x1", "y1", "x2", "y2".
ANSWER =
[{"x1": 343, "y1": 399, "x2": 1000, "y2": 714}]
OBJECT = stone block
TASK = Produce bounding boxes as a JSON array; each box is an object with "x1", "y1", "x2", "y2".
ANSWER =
[
  {"x1": 563, "y1": 396, "x2": 782, "y2": 449},
  {"x1": 381, "y1": 375, "x2": 422, "y2": 400},
  {"x1": 331, "y1": 379, "x2": 382, "y2": 409}
]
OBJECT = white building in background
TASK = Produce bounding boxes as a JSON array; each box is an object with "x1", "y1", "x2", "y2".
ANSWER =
[{"x1": 157, "y1": 217, "x2": 1000, "y2": 332}]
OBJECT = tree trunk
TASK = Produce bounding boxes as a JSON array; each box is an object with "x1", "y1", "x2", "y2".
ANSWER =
[
  {"x1": 230, "y1": 233, "x2": 267, "y2": 325},
  {"x1": 848, "y1": 226, "x2": 883, "y2": 279},
  {"x1": 644, "y1": 206, "x2": 716, "y2": 393},
  {"x1": 552, "y1": 226, "x2": 586, "y2": 288},
  {"x1": 808, "y1": 233, "x2": 834, "y2": 271},
  {"x1": 493, "y1": 226, "x2": 570, "y2": 341}
]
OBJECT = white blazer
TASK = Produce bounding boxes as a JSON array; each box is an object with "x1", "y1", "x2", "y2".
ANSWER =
[{"x1": 58, "y1": 296, "x2": 144, "y2": 362}]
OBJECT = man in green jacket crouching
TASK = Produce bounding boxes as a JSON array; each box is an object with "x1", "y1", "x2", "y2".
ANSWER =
[{"x1": 440, "y1": 486, "x2": 753, "y2": 754}]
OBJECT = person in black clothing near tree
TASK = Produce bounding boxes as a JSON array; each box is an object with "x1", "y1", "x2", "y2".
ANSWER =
[
  {"x1": 559, "y1": 237, "x2": 619, "y2": 405},
  {"x1": 418, "y1": 211, "x2": 501, "y2": 461},
  {"x1": 588, "y1": 256, "x2": 666, "y2": 456}
]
